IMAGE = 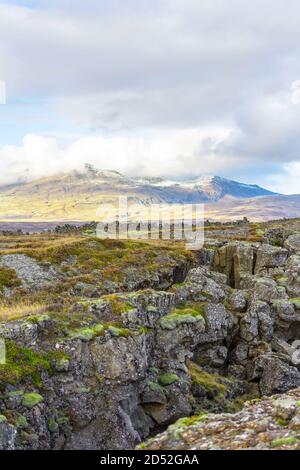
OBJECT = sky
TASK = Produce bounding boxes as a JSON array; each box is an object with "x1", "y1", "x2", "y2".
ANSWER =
[{"x1": 1, "y1": 0, "x2": 300, "y2": 193}]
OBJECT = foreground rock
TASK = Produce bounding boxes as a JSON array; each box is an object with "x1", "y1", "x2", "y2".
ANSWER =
[{"x1": 140, "y1": 387, "x2": 300, "y2": 450}]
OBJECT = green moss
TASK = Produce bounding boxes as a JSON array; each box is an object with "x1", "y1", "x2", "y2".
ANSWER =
[
  {"x1": 175, "y1": 414, "x2": 208, "y2": 427},
  {"x1": 147, "y1": 381, "x2": 165, "y2": 394},
  {"x1": 107, "y1": 326, "x2": 131, "y2": 337},
  {"x1": 276, "y1": 276, "x2": 288, "y2": 286},
  {"x1": 6, "y1": 390, "x2": 24, "y2": 398},
  {"x1": 15, "y1": 414, "x2": 28, "y2": 429},
  {"x1": 0, "y1": 340, "x2": 69, "y2": 386},
  {"x1": 102, "y1": 294, "x2": 134, "y2": 315},
  {"x1": 68, "y1": 324, "x2": 105, "y2": 341},
  {"x1": 188, "y1": 361, "x2": 227, "y2": 395},
  {"x1": 271, "y1": 436, "x2": 298, "y2": 448},
  {"x1": 290, "y1": 298, "x2": 300, "y2": 310},
  {"x1": 0, "y1": 340, "x2": 52, "y2": 386},
  {"x1": 23, "y1": 237, "x2": 192, "y2": 287},
  {"x1": 26, "y1": 314, "x2": 51, "y2": 325},
  {"x1": 160, "y1": 302, "x2": 207, "y2": 330},
  {"x1": 0, "y1": 414, "x2": 7, "y2": 423},
  {"x1": 54, "y1": 357, "x2": 70, "y2": 372},
  {"x1": 158, "y1": 373, "x2": 179, "y2": 386},
  {"x1": 256, "y1": 229, "x2": 265, "y2": 236},
  {"x1": 48, "y1": 419, "x2": 59, "y2": 433},
  {"x1": 276, "y1": 418, "x2": 288, "y2": 426},
  {"x1": 56, "y1": 416, "x2": 69, "y2": 426},
  {"x1": 139, "y1": 326, "x2": 152, "y2": 335},
  {"x1": 22, "y1": 392, "x2": 43, "y2": 408}
]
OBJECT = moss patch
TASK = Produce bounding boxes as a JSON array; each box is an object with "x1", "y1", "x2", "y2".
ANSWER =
[
  {"x1": 68, "y1": 324, "x2": 105, "y2": 341},
  {"x1": 160, "y1": 302, "x2": 206, "y2": 330},
  {"x1": 22, "y1": 392, "x2": 43, "y2": 408},
  {"x1": 0, "y1": 340, "x2": 69, "y2": 386},
  {"x1": 159, "y1": 373, "x2": 179, "y2": 386},
  {"x1": 107, "y1": 326, "x2": 132, "y2": 337},
  {"x1": 271, "y1": 436, "x2": 299, "y2": 448},
  {"x1": 188, "y1": 361, "x2": 227, "y2": 395},
  {"x1": 102, "y1": 294, "x2": 134, "y2": 315},
  {"x1": 290, "y1": 298, "x2": 300, "y2": 310},
  {"x1": 175, "y1": 414, "x2": 208, "y2": 427},
  {"x1": 147, "y1": 381, "x2": 166, "y2": 394},
  {"x1": 15, "y1": 414, "x2": 28, "y2": 429}
]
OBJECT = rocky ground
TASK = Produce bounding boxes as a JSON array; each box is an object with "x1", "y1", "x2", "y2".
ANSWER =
[
  {"x1": 141, "y1": 388, "x2": 300, "y2": 450},
  {"x1": 0, "y1": 219, "x2": 300, "y2": 450}
]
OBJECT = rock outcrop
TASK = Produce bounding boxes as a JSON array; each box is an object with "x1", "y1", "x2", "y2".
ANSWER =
[
  {"x1": 1, "y1": 226, "x2": 300, "y2": 450},
  {"x1": 141, "y1": 387, "x2": 300, "y2": 450}
]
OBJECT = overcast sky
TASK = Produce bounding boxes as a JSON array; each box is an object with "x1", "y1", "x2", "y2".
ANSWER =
[{"x1": 1, "y1": 0, "x2": 300, "y2": 193}]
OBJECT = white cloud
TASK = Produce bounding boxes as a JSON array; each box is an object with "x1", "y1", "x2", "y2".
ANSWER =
[
  {"x1": 0, "y1": 127, "x2": 237, "y2": 184},
  {"x1": 265, "y1": 161, "x2": 300, "y2": 195},
  {"x1": 1, "y1": 1, "x2": 300, "y2": 189}
]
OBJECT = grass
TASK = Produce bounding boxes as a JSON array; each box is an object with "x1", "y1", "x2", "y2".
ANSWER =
[
  {"x1": 0, "y1": 233, "x2": 193, "y2": 304},
  {"x1": 0, "y1": 267, "x2": 21, "y2": 295},
  {"x1": 0, "y1": 301, "x2": 48, "y2": 322},
  {"x1": 175, "y1": 414, "x2": 208, "y2": 427},
  {"x1": 101, "y1": 294, "x2": 134, "y2": 315}
]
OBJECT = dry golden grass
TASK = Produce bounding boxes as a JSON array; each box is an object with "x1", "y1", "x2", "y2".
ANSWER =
[
  {"x1": 0, "y1": 233, "x2": 83, "y2": 256},
  {"x1": 0, "y1": 301, "x2": 48, "y2": 322}
]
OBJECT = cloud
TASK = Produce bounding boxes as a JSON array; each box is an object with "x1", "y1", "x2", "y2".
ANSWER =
[
  {"x1": 1, "y1": 1, "x2": 300, "y2": 189},
  {"x1": 0, "y1": 128, "x2": 239, "y2": 184},
  {"x1": 264, "y1": 161, "x2": 300, "y2": 195}
]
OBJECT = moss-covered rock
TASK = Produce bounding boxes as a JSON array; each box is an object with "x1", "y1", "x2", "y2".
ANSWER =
[
  {"x1": 271, "y1": 436, "x2": 299, "y2": 448},
  {"x1": 48, "y1": 419, "x2": 59, "y2": 433},
  {"x1": 68, "y1": 324, "x2": 105, "y2": 341},
  {"x1": 0, "y1": 341, "x2": 52, "y2": 386},
  {"x1": 107, "y1": 326, "x2": 132, "y2": 337},
  {"x1": 158, "y1": 373, "x2": 179, "y2": 386},
  {"x1": 160, "y1": 303, "x2": 206, "y2": 330},
  {"x1": 188, "y1": 361, "x2": 226, "y2": 395},
  {"x1": 15, "y1": 414, "x2": 28, "y2": 429},
  {"x1": 22, "y1": 392, "x2": 44, "y2": 408},
  {"x1": 54, "y1": 357, "x2": 70, "y2": 372}
]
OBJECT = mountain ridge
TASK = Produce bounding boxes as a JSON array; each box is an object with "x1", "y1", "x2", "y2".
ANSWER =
[{"x1": 0, "y1": 166, "x2": 297, "y2": 223}]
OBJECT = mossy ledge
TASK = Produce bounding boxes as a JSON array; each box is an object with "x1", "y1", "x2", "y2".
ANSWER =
[
  {"x1": 0, "y1": 340, "x2": 69, "y2": 386},
  {"x1": 160, "y1": 302, "x2": 207, "y2": 330}
]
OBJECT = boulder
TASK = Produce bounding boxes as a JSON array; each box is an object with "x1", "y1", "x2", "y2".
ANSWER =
[
  {"x1": 254, "y1": 245, "x2": 288, "y2": 275},
  {"x1": 284, "y1": 234, "x2": 300, "y2": 254},
  {"x1": 259, "y1": 356, "x2": 300, "y2": 395}
]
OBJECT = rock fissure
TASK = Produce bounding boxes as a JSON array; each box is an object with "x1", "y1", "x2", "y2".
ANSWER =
[{"x1": 0, "y1": 224, "x2": 300, "y2": 449}]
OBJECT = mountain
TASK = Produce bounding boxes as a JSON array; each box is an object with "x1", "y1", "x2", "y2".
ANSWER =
[{"x1": 0, "y1": 166, "x2": 297, "y2": 223}]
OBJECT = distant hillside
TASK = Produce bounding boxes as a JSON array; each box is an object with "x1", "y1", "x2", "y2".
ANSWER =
[{"x1": 0, "y1": 165, "x2": 296, "y2": 222}]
